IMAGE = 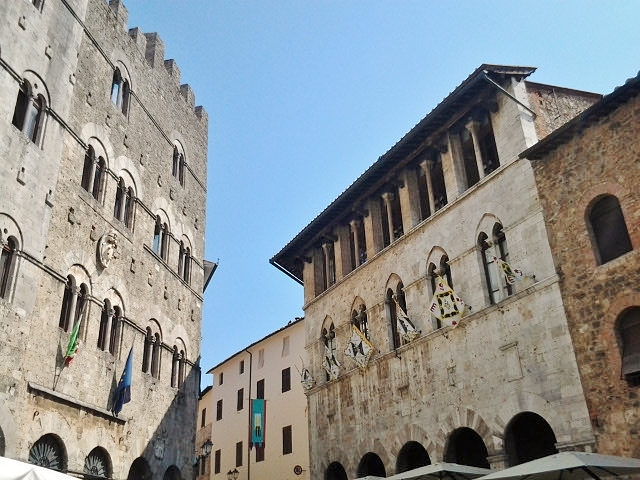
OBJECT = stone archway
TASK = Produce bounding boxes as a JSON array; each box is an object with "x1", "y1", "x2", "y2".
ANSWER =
[
  {"x1": 504, "y1": 412, "x2": 557, "y2": 466},
  {"x1": 396, "y1": 440, "x2": 430, "y2": 474}
]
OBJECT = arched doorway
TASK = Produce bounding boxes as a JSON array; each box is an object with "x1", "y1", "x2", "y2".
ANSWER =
[
  {"x1": 325, "y1": 461, "x2": 348, "y2": 480},
  {"x1": 504, "y1": 412, "x2": 558, "y2": 466},
  {"x1": 357, "y1": 452, "x2": 386, "y2": 478},
  {"x1": 127, "y1": 457, "x2": 152, "y2": 480},
  {"x1": 29, "y1": 434, "x2": 67, "y2": 471},
  {"x1": 396, "y1": 441, "x2": 430, "y2": 474},
  {"x1": 444, "y1": 427, "x2": 489, "y2": 468}
]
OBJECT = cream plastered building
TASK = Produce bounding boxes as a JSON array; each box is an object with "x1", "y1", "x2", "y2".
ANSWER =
[
  {"x1": 205, "y1": 318, "x2": 310, "y2": 480},
  {"x1": 0, "y1": 0, "x2": 212, "y2": 479},
  {"x1": 271, "y1": 65, "x2": 603, "y2": 480}
]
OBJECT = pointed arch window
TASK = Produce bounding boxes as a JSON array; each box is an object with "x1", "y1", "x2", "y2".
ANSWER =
[
  {"x1": 178, "y1": 241, "x2": 192, "y2": 284},
  {"x1": 352, "y1": 304, "x2": 369, "y2": 339},
  {"x1": 387, "y1": 283, "x2": 407, "y2": 349},
  {"x1": 480, "y1": 224, "x2": 514, "y2": 305}
]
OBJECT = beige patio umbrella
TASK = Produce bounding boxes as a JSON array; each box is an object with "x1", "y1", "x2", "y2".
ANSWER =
[
  {"x1": 479, "y1": 452, "x2": 640, "y2": 480},
  {"x1": 387, "y1": 462, "x2": 494, "y2": 480}
]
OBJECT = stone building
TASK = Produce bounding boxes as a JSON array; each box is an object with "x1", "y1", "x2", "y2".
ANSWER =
[
  {"x1": 271, "y1": 65, "x2": 602, "y2": 479},
  {"x1": 205, "y1": 318, "x2": 309, "y2": 480},
  {"x1": 524, "y1": 72, "x2": 640, "y2": 457},
  {"x1": 0, "y1": 1, "x2": 210, "y2": 479}
]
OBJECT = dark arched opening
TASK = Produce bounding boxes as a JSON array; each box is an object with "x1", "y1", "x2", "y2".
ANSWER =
[
  {"x1": 504, "y1": 412, "x2": 557, "y2": 466},
  {"x1": 444, "y1": 427, "x2": 489, "y2": 468},
  {"x1": 325, "y1": 461, "x2": 348, "y2": 480},
  {"x1": 396, "y1": 440, "x2": 430, "y2": 474},
  {"x1": 127, "y1": 457, "x2": 152, "y2": 480},
  {"x1": 357, "y1": 452, "x2": 386, "y2": 478}
]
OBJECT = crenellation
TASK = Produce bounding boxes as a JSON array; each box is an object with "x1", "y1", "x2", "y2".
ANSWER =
[
  {"x1": 108, "y1": 0, "x2": 128, "y2": 33},
  {"x1": 127, "y1": 27, "x2": 147, "y2": 55},
  {"x1": 179, "y1": 84, "x2": 195, "y2": 108},
  {"x1": 143, "y1": 32, "x2": 165, "y2": 68},
  {"x1": 195, "y1": 105, "x2": 207, "y2": 121},
  {"x1": 164, "y1": 59, "x2": 181, "y2": 86}
]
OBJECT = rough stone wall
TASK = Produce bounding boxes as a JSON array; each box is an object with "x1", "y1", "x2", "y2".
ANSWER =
[
  {"x1": 0, "y1": 0, "x2": 207, "y2": 478},
  {"x1": 526, "y1": 82, "x2": 602, "y2": 140},
  {"x1": 529, "y1": 91, "x2": 640, "y2": 456},
  {"x1": 303, "y1": 156, "x2": 594, "y2": 478}
]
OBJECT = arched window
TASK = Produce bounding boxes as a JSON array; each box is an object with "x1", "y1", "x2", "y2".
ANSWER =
[
  {"x1": 114, "y1": 178, "x2": 135, "y2": 228},
  {"x1": 0, "y1": 237, "x2": 17, "y2": 299},
  {"x1": 12, "y1": 80, "x2": 46, "y2": 146},
  {"x1": 97, "y1": 300, "x2": 112, "y2": 351},
  {"x1": 589, "y1": 195, "x2": 632, "y2": 264},
  {"x1": 178, "y1": 241, "x2": 192, "y2": 284},
  {"x1": 351, "y1": 304, "x2": 369, "y2": 339},
  {"x1": 142, "y1": 327, "x2": 152, "y2": 374},
  {"x1": 84, "y1": 448, "x2": 111, "y2": 480},
  {"x1": 153, "y1": 216, "x2": 170, "y2": 261},
  {"x1": 81, "y1": 147, "x2": 105, "y2": 201},
  {"x1": 479, "y1": 225, "x2": 513, "y2": 305},
  {"x1": 109, "y1": 306, "x2": 121, "y2": 355},
  {"x1": 617, "y1": 308, "x2": 640, "y2": 385},
  {"x1": 111, "y1": 68, "x2": 130, "y2": 115},
  {"x1": 321, "y1": 323, "x2": 338, "y2": 381},
  {"x1": 172, "y1": 144, "x2": 185, "y2": 186},
  {"x1": 151, "y1": 332, "x2": 161, "y2": 379},
  {"x1": 29, "y1": 434, "x2": 66, "y2": 471},
  {"x1": 428, "y1": 262, "x2": 442, "y2": 330},
  {"x1": 59, "y1": 277, "x2": 88, "y2": 332},
  {"x1": 388, "y1": 283, "x2": 408, "y2": 350}
]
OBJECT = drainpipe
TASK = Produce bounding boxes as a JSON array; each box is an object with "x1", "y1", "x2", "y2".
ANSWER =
[
  {"x1": 245, "y1": 349, "x2": 252, "y2": 480},
  {"x1": 481, "y1": 70, "x2": 537, "y2": 119}
]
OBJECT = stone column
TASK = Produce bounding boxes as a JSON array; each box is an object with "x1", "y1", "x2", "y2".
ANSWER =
[
  {"x1": 381, "y1": 192, "x2": 396, "y2": 243},
  {"x1": 420, "y1": 159, "x2": 436, "y2": 216},
  {"x1": 466, "y1": 119, "x2": 486, "y2": 180},
  {"x1": 365, "y1": 198, "x2": 384, "y2": 258},
  {"x1": 349, "y1": 219, "x2": 362, "y2": 267},
  {"x1": 321, "y1": 241, "x2": 334, "y2": 287}
]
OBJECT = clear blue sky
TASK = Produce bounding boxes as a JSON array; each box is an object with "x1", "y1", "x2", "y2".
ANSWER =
[{"x1": 122, "y1": 0, "x2": 640, "y2": 386}]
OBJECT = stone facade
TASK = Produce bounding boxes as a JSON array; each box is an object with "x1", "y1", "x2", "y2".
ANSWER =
[
  {"x1": 525, "y1": 74, "x2": 640, "y2": 457},
  {"x1": 0, "y1": 1, "x2": 208, "y2": 479},
  {"x1": 271, "y1": 65, "x2": 601, "y2": 480}
]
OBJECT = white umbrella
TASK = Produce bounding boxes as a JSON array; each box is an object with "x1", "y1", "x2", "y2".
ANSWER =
[
  {"x1": 0, "y1": 456, "x2": 78, "y2": 480},
  {"x1": 388, "y1": 462, "x2": 494, "y2": 480},
  {"x1": 479, "y1": 452, "x2": 640, "y2": 480}
]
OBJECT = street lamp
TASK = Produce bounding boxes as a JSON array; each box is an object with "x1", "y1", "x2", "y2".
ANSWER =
[
  {"x1": 200, "y1": 439, "x2": 213, "y2": 458},
  {"x1": 226, "y1": 468, "x2": 239, "y2": 480}
]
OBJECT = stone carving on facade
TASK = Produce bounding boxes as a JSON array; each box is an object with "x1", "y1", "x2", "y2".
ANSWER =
[{"x1": 98, "y1": 230, "x2": 119, "y2": 268}]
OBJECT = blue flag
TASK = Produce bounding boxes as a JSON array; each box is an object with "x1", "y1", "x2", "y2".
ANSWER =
[{"x1": 112, "y1": 347, "x2": 133, "y2": 415}]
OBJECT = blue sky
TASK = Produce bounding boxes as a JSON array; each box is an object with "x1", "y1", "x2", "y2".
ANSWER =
[{"x1": 121, "y1": 0, "x2": 640, "y2": 385}]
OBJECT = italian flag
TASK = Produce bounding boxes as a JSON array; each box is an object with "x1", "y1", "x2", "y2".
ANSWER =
[{"x1": 64, "y1": 319, "x2": 81, "y2": 365}]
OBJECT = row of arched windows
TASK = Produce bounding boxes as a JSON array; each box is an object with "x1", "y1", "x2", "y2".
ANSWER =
[
  {"x1": 153, "y1": 216, "x2": 193, "y2": 284},
  {"x1": 324, "y1": 411, "x2": 558, "y2": 479},
  {"x1": 57, "y1": 274, "x2": 187, "y2": 387},
  {"x1": 81, "y1": 146, "x2": 136, "y2": 229}
]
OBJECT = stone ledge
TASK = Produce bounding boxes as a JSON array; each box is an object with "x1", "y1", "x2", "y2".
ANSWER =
[{"x1": 28, "y1": 382, "x2": 125, "y2": 424}]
